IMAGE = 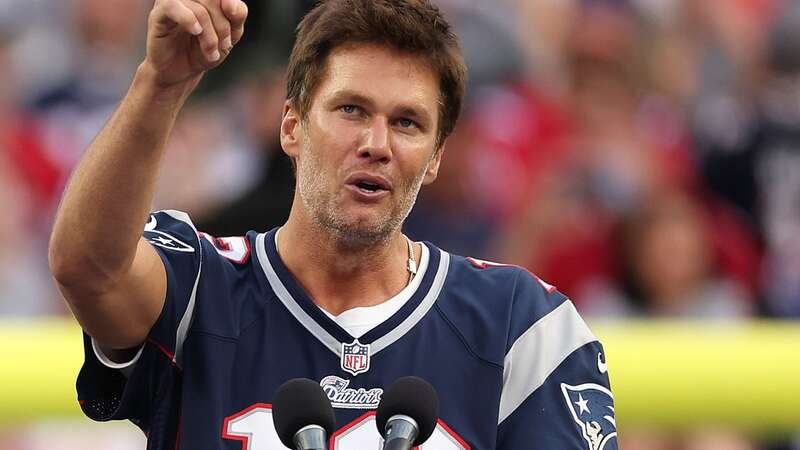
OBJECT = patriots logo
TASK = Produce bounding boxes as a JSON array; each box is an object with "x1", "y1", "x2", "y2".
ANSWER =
[
  {"x1": 320, "y1": 375, "x2": 382, "y2": 409},
  {"x1": 561, "y1": 383, "x2": 617, "y2": 450},
  {"x1": 143, "y1": 215, "x2": 195, "y2": 253},
  {"x1": 323, "y1": 376, "x2": 350, "y2": 392},
  {"x1": 144, "y1": 230, "x2": 195, "y2": 252}
]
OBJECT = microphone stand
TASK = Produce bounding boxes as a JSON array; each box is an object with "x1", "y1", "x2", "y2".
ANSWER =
[
  {"x1": 294, "y1": 424, "x2": 328, "y2": 450},
  {"x1": 383, "y1": 415, "x2": 419, "y2": 450}
]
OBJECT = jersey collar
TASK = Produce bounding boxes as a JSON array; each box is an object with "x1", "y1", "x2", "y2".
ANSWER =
[{"x1": 255, "y1": 229, "x2": 449, "y2": 358}]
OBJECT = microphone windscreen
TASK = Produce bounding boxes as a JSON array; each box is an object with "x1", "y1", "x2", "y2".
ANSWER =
[
  {"x1": 376, "y1": 376, "x2": 440, "y2": 446},
  {"x1": 272, "y1": 378, "x2": 336, "y2": 448}
]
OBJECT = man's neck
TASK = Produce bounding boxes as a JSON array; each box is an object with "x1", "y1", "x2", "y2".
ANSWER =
[{"x1": 277, "y1": 209, "x2": 418, "y2": 316}]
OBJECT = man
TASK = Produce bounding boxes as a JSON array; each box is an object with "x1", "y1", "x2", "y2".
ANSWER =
[{"x1": 49, "y1": 0, "x2": 618, "y2": 448}]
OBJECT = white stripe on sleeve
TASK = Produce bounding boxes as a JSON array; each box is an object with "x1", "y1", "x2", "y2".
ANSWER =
[
  {"x1": 161, "y1": 210, "x2": 202, "y2": 368},
  {"x1": 498, "y1": 300, "x2": 597, "y2": 424}
]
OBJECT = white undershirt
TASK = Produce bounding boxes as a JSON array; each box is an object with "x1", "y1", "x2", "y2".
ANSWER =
[{"x1": 319, "y1": 243, "x2": 429, "y2": 339}]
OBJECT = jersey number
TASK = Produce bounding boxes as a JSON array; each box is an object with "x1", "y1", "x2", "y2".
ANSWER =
[
  {"x1": 200, "y1": 233, "x2": 251, "y2": 264},
  {"x1": 223, "y1": 404, "x2": 470, "y2": 450}
]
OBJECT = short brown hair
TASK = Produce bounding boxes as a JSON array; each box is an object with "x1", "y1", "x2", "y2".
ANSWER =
[{"x1": 286, "y1": 0, "x2": 467, "y2": 149}]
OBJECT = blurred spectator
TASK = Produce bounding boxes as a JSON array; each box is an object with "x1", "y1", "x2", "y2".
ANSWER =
[
  {"x1": 0, "y1": 144, "x2": 59, "y2": 316},
  {"x1": 406, "y1": 1, "x2": 562, "y2": 256},
  {"x1": 191, "y1": 70, "x2": 296, "y2": 236},
  {"x1": 694, "y1": 2, "x2": 800, "y2": 317},
  {"x1": 24, "y1": 0, "x2": 149, "y2": 221},
  {"x1": 0, "y1": 30, "x2": 61, "y2": 315},
  {"x1": 33, "y1": 0, "x2": 147, "y2": 112},
  {"x1": 0, "y1": 31, "x2": 64, "y2": 228},
  {"x1": 493, "y1": 0, "x2": 697, "y2": 306},
  {"x1": 595, "y1": 189, "x2": 754, "y2": 318},
  {"x1": 405, "y1": 114, "x2": 497, "y2": 257},
  {"x1": 152, "y1": 91, "x2": 266, "y2": 223}
]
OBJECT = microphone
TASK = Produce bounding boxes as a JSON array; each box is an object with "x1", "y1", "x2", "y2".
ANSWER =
[
  {"x1": 272, "y1": 378, "x2": 336, "y2": 450},
  {"x1": 376, "y1": 376, "x2": 440, "y2": 450}
]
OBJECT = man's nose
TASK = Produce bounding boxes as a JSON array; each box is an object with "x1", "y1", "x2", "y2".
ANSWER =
[{"x1": 357, "y1": 119, "x2": 391, "y2": 163}]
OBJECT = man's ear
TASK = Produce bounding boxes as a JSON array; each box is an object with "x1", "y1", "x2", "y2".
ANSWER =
[
  {"x1": 280, "y1": 101, "x2": 302, "y2": 158},
  {"x1": 423, "y1": 143, "x2": 446, "y2": 185}
]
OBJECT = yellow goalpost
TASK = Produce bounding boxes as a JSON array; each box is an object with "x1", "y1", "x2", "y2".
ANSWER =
[{"x1": 1, "y1": 318, "x2": 798, "y2": 437}]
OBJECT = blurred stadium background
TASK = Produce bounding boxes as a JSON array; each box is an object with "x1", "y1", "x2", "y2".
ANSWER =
[{"x1": 1, "y1": 0, "x2": 799, "y2": 448}]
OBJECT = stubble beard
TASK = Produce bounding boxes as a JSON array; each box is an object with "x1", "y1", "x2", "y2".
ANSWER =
[{"x1": 297, "y1": 140, "x2": 429, "y2": 249}]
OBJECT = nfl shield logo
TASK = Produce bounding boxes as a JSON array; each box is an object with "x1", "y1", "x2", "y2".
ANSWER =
[{"x1": 341, "y1": 340, "x2": 371, "y2": 376}]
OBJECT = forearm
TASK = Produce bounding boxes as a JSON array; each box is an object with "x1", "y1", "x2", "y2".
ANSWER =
[{"x1": 49, "y1": 64, "x2": 199, "y2": 292}]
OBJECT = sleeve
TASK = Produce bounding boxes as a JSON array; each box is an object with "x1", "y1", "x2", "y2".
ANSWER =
[
  {"x1": 496, "y1": 271, "x2": 618, "y2": 450},
  {"x1": 76, "y1": 210, "x2": 205, "y2": 431}
]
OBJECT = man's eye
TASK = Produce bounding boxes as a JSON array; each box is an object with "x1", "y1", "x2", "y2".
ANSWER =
[
  {"x1": 341, "y1": 105, "x2": 358, "y2": 114},
  {"x1": 398, "y1": 118, "x2": 416, "y2": 128}
]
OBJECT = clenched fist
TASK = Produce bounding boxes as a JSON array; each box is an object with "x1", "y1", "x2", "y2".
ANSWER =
[{"x1": 144, "y1": 0, "x2": 248, "y2": 87}]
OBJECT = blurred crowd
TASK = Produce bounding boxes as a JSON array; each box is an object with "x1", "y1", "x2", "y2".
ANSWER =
[{"x1": 1, "y1": 0, "x2": 799, "y2": 448}]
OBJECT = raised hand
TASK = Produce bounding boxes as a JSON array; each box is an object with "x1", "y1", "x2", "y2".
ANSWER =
[
  {"x1": 144, "y1": 0, "x2": 248, "y2": 87},
  {"x1": 50, "y1": 1, "x2": 248, "y2": 356}
]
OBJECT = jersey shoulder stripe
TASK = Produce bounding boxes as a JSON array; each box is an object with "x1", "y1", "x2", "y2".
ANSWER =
[
  {"x1": 437, "y1": 253, "x2": 600, "y2": 424},
  {"x1": 145, "y1": 210, "x2": 203, "y2": 368},
  {"x1": 498, "y1": 300, "x2": 596, "y2": 423}
]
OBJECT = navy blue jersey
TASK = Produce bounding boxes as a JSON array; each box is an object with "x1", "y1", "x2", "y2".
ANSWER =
[{"x1": 77, "y1": 210, "x2": 618, "y2": 450}]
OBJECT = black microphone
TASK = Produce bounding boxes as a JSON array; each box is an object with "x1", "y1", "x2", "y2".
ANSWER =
[
  {"x1": 272, "y1": 378, "x2": 336, "y2": 450},
  {"x1": 376, "y1": 376, "x2": 440, "y2": 450}
]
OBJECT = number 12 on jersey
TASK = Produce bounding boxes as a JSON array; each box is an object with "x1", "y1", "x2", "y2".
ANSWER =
[{"x1": 223, "y1": 404, "x2": 470, "y2": 449}]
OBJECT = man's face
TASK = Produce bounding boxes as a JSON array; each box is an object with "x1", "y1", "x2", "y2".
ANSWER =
[{"x1": 281, "y1": 43, "x2": 444, "y2": 246}]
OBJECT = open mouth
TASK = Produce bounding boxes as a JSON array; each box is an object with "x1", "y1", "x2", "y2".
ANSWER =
[
  {"x1": 356, "y1": 181, "x2": 383, "y2": 193},
  {"x1": 346, "y1": 173, "x2": 392, "y2": 197}
]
